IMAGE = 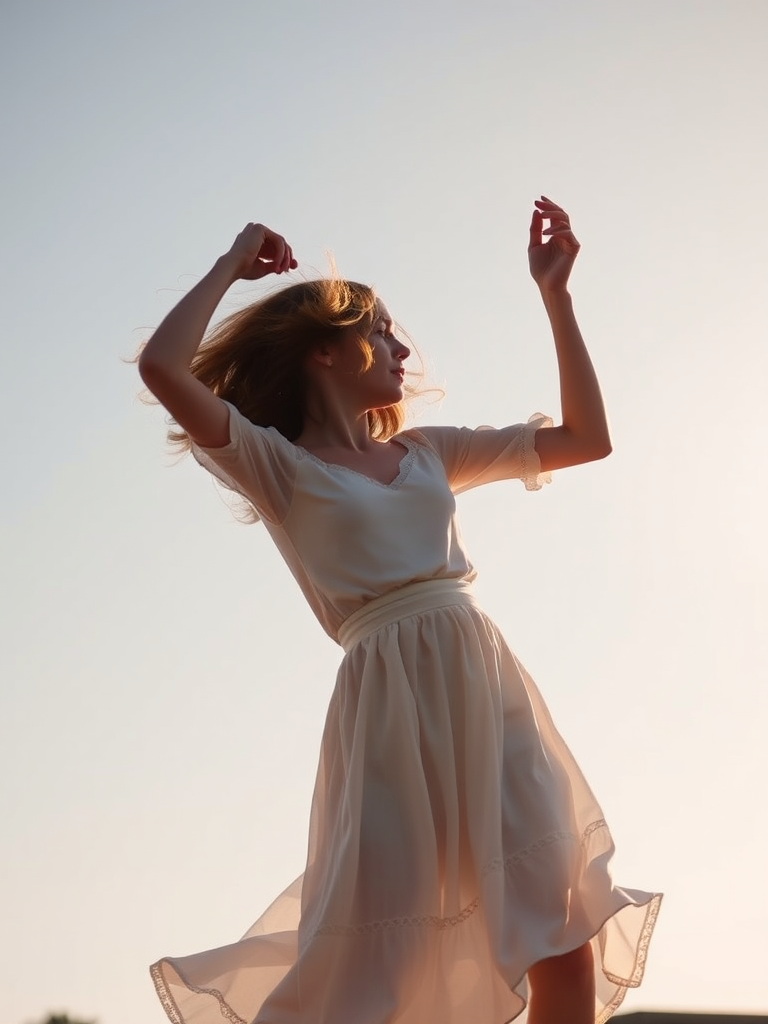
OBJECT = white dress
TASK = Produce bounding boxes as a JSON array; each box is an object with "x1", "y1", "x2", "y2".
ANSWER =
[{"x1": 150, "y1": 401, "x2": 661, "y2": 1024}]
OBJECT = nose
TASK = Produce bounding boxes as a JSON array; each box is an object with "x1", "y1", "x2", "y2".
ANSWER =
[{"x1": 394, "y1": 337, "x2": 410, "y2": 361}]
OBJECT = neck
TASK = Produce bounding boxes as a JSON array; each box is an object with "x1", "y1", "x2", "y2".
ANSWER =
[{"x1": 297, "y1": 392, "x2": 374, "y2": 452}]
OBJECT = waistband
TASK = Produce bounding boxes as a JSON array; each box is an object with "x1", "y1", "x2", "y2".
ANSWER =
[{"x1": 337, "y1": 578, "x2": 479, "y2": 653}]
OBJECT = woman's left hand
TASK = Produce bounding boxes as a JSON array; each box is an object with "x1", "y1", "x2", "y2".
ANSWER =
[{"x1": 528, "y1": 196, "x2": 580, "y2": 293}]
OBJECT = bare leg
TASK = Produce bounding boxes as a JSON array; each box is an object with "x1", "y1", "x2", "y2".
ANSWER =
[{"x1": 527, "y1": 942, "x2": 595, "y2": 1024}]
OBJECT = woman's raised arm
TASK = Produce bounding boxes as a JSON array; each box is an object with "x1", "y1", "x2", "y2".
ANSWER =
[
  {"x1": 527, "y1": 197, "x2": 612, "y2": 472},
  {"x1": 139, "y1": 224, "x2": 296, "y2": 448}
]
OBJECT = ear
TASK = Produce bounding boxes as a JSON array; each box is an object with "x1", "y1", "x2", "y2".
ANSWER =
[{"x1": 308, "y1": 343, "x2": 335, "y2": 368}]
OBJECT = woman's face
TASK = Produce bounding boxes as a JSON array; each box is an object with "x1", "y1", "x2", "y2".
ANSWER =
[{"x1": 335, "y1": 301, "x2": 411, "y2": 410}]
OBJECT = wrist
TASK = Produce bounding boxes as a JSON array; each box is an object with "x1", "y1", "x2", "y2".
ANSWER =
[
  {"x1": 538, "y1": 283, "x2": 571, "y2": 298},
  {"x1": 539, "y1": 286, "x2": 573, "y2": 309},
  {"x1": 213, "y1": 252, "x2": 242, "y2": 287}
]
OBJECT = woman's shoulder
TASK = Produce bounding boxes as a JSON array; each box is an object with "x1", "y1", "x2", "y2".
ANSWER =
[
  {"x1": 398, "y1": 426, "x2": 442, "y2": 456},
  {"x1": 398, "y1": 425, "x2": 464, "y2": 456},
  {"x1": 221, "y1": 401, "x2": 301, "y2": 454}
]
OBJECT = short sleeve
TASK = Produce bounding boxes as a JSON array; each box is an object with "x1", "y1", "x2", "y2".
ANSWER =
[
  {"x1": 190, "y1": 401, "x2": 298, "y2": 524},
  {"x1": 413, "y1": 414, "x2": 553, "y2": 494}
]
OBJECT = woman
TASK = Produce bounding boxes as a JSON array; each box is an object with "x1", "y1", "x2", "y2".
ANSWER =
[{"x1": 140, "y1": 198, "x2": 661, "y2": 1024}]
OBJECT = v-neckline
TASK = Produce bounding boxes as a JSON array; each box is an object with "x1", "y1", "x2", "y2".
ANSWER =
[{"x1": 295, "y1": 436, "x2": 415, "y2": 490}]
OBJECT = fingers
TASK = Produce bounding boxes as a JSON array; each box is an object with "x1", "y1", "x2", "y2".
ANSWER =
[
  {"x1": 265, "y1": 229, "x2": 297, "y2": 274},
  {"x1": 532, "y1": 196, "x2": 580, "y2": 252},
  {"x1": 277, "y1": 242, "x2": 297, "y2": 273},
  {"x1": 528, "y1": 208, "x2": 543, "y2": 250},
  {"x1": 546, "y1": 231, "x2": 580, "y2": 255},
  {"x1": 282, "y1": 243, "x2": 297, "y2": 273},
  {"x1": 229, "y1": 223, "x2": 299, "y2": 280},
  {"x1": 256, "y1": 225, "x2": 298, "y2": 275},
  {"x1": 261, "y1": 226, "x2": 286, "y2": 267},
  {"x1": 537, "y1": 195, "x2": 563, "y2": 211},
  {"x1": 535, "y1": 196, "x2": 570, "y2": 227}
]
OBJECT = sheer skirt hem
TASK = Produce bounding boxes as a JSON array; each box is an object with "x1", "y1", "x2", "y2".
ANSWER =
[{"x1": 150, "y1": 867, "x2": 663, "y2": 1024}]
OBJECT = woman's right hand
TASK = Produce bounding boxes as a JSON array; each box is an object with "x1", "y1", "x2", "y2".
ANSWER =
[{"x1": 225, "y1": 223, "x2": 298, "y2": 281}]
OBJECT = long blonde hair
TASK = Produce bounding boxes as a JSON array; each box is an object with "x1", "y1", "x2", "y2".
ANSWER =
[{"x1": 168, "y1": 278, "x2": 419, "y2": 452}]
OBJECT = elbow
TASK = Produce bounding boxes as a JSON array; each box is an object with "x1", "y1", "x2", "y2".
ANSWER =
[
  {"x1": 588, "y1": 437, "x2": 613, "y2": 463},
  {"x1": 137, "y1": 351, "x2": 161, "y2": 395},
  {"x1": 567, "y1": 426, "x2": 613, "y2": 464},
  {"x1": 576, "y1": 432, "x2": 612, "y2": 464},
  {"x1": 594, "y1": 439, "x2": 613, "y2": 461},
  {"x1": 138, "y1": 350, "x2": 176, "y2": 396}
]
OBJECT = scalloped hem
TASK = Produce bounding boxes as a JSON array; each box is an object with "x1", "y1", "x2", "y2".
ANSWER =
[{"x1": 151, "y1": 888, "x2": 662, "y2": 1024}]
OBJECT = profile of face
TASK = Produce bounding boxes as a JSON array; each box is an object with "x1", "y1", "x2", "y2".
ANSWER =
[
  {"x1": 323, "y1": 300, "x2": 411, "y2": 412},
  {"x1": 364, "y1": 301, "x2": 411, "y2": 406}
]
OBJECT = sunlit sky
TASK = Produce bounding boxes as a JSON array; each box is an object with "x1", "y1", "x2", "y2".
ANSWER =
[{"x1": 2, "y1": 2, "x2": 767, "y2": 1022}]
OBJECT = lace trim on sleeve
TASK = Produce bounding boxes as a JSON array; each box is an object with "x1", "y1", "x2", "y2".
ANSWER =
[{"x1": 520, "y1": 412, "x2": 553, "y2": 491}]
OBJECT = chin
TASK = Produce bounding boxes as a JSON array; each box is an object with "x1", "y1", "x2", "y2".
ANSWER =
[{"x1": 365, "y1": 386, "x2": 403, "y2": 411}]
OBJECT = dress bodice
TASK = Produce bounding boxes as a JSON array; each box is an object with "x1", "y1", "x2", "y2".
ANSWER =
[{"x1": 192, "y1": 402, "x2": 551, "y2": 641}]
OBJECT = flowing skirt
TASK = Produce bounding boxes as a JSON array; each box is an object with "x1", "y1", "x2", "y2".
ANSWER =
[{"x1": 151, "y1": 580, "x2": 661, "y2": 1024}]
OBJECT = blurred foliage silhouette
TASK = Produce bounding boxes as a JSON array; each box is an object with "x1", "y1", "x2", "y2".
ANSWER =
[{"x1": 31, "y1": 1015, "x2": 97, "y2": 1024}]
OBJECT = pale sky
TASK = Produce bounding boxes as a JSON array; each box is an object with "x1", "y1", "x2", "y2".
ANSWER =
[{"x1": 2, "y1": 2, "x2": 767, "y2": 1022}]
